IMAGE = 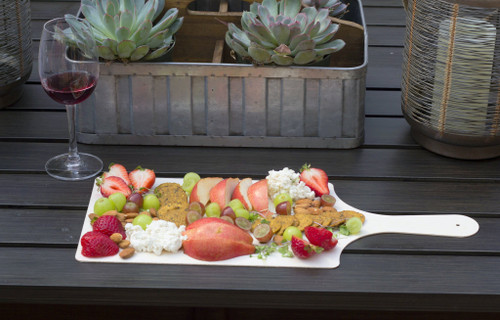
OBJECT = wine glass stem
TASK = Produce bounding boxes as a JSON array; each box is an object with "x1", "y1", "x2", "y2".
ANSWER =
[{"x1": 66, "y1": 104, "x2": 80, "y2": 167}]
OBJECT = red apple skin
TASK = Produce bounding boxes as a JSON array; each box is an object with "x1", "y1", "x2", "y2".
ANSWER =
[
  {"x1": 183, "y1": 217, "x2": 255, "y2": 261},
  {"x1": 189, "y1": 177, "x2": 223, "y2": 205},
  {"x1": 209, "y1": 178, "x2": 239, "y2": 211},
  {"x1": 231, "y1": 178, "x2": 253, "y2": 210},
  {"x1": 247, "y1": 179, "x2": 269, "y2": 214}
]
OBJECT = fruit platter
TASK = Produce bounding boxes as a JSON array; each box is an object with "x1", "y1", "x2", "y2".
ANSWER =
[{"x1": 76, "y1": 164, "x2": 480, "y2": 269}]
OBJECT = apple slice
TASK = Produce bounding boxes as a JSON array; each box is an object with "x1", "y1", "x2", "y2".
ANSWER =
[
  {"x1": 189, "y1": 177, "x2": 223, "y2": 205},
  {"x1": 247, "y1": 179, "x2": 270, "y2": 215},
  {"x1": 209, "y1": 178, "x2": 239, "y2": 210},
  {"x1": 231, "y1": 177, "x2": 253, "y2": 210}
]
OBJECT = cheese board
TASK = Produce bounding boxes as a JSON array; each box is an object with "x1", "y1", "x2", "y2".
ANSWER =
[{"x1": 75, "y1": 178, "x2": 479, "y2": 268}]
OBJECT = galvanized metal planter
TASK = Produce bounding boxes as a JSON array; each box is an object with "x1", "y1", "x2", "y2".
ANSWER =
[{"x1": 78, "y1": 0, "x2": 367, "y2": 149}]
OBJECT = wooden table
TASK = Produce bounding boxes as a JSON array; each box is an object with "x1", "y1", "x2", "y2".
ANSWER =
[{"x1": 1, "y1": 1, "x2": 499, "y2": 319}]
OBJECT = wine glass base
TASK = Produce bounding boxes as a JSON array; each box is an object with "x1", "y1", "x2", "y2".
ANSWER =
[{"x1": 45, "y1": 153, "x2": 103, "y2": 181}]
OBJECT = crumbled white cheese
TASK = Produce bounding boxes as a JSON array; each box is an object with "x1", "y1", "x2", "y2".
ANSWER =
[
  {"x1": 266, "y1": 167, "x2": 315, "y2": 201},
  {"x1": 125, "y1": 220, "x2": 186, "y2": 255}
]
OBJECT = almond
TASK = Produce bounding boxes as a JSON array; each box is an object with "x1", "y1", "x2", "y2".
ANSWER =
[
  {"x1": 110, "y1": 233, "x2": 123, "y2": 244},
  {"x1": 119, "y1": 247, "x2": 135, "y2": 259},
  {"x1": 119, "y1": 240, "x2": 130, "y2": 249},
  {"x1": 140, "y1": 211, "x2": 151, "y2": 217},
  {"x1": 149, "y1": 207, "x2": 157, "y2": 217},
  {"x1": 103, "y1": 210, "x2": 118, "y2": 216},
  {"x1": 125, "y1": 218, "x2": 134, "y2": 224},
  {"x1": 116, "y1": 213, "x2": 126, "y2": 222},
  {"x1": 88, "y1": 213, "x2": 97, "y2": 225},
  {"x1": 125, "y1": 213, "x2": 138, "y2": 219}
]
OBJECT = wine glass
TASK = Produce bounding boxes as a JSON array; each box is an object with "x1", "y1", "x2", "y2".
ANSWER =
[{"x1": 39, "y1": 16, "x2": 102, "y2": 181}]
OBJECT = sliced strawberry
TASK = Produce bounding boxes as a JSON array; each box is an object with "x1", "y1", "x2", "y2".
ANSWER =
[
  {"x1": 304, "y1": 226, "x2": 338, "y2": 250},
  {"x1": 97, "y1": 176, "x2": 132, "y2": 198},
  {"x1": 102, "y1": 163, "x2": 130, "y2": 185},
  {"x1": 93, "y1": 215, "x2": 126, "y2": 239},
  {"x1": 299, "y1": 163, "x2": 329, "y2": 197},
  {"x1": 291, "y1": 236, "x2": 323, "y2": 259},
  {"x1": 81, "y1": 231, "x2": 119, "y2": 258},
  {"x1": 129, "y1": 166, "x2": 156, "y2": 194}
]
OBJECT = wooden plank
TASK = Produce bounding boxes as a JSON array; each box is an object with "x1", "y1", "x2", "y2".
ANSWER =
[
  {"x1": 0, "y1": 112, "x2": 412, "y2": 146},
  {"x1": 0, "y1": 174, "x2": 498, "y2": 214},
  {"x1": 367, "y1": 47, "x2": 403, "y2": 89},
  {"x1": 364, "y1": 7, "x2": 406, "y2": 26},
  {"x1": 365, "y1": 90, "x2": 403, "y2": 116},
  {"x1": 3, "y1": 141, "x2": 500, "y2": 181},
  {"x1": 0, "y1": 247, "x2": 500, "y2": 312},
  {"x1": 367, "y1": 26, "x2": 405, "y2": 47},
  {"x1": 0, "y1": 205, "x2": 497, "y2": 255},
  {"x1": 363, "y1": 0, "x2": 403, "y2": 7},
  {"x1": 30, "y1": 2, "x2": 81, "y2": 19}
]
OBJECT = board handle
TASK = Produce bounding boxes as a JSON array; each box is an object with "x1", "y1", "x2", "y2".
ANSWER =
[{"x1": 365, "y1": 214, "x2": 479, "y2": 238}]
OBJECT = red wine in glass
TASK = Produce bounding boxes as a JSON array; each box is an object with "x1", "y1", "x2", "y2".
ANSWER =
[
  {"x1": 39, "y1": 16, "x2": 102, "y2": 181},
  {"x1": 42, "y1": 71, "x2": 97, "y2": 105}
]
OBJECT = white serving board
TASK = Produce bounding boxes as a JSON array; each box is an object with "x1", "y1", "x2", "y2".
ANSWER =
[{"x1": 75, "y1": 178, "x2": 479, "y2": 268}]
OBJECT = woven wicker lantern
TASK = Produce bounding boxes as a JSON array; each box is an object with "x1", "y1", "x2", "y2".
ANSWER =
[
  {"x1": 402, "y1": 0, "x2": 500, "y2": 159},
  {"x1": 0, "y1": 0, "x2": 32, "y2": 108}
]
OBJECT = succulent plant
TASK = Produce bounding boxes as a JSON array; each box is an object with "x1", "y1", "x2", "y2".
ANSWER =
[
  {"x1": 225, "y1": 0, "x2": 345, "y2": 66},
  {"x1": 72, "y1": 0, "x2": 183, "y2": 62},
  {"x1": 301, "y1": 0, "x2": 349, "y2": 18}
]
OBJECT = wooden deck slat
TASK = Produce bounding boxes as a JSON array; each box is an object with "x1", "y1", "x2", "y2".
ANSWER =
[
  {"x1": 3, "y1": 141, "x2": 500, "y2": 180},
  {"x1": 0, "y1": 174, "x2": 498, "y2": 214},
  {"x1": 0, "y1": 206, "x2": 496, "y2": 255},
  {"x1": 0, "y1": 111, "x2": 412, "y2": 146},
  {"x1": 0, "y1": 247, "x2": 499, "y2": 313}
]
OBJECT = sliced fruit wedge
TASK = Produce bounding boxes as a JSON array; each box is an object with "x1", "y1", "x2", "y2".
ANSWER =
[
  {"x1": 231, "y1": 178, "x2": 253, "y2": 210},
  {"x1": 189, "y1": 177, "x2": 223, "y2": 205},
  {"x1": 209, "y1": 178, "x2": 239, "y2": 210}
]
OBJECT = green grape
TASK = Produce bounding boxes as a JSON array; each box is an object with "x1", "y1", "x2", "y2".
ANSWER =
[
  {"x1": 228, "y1": 199, "x2": 244, "y2": 211},
  {"x1": 143, "y1": 194, "x2": 160, "y2": 211},
  {"x1": 108, "y1": 192, "x2": 126, "y2": 212},
  {"x1": 345, "y1": 217, "x2": 363, "y2": 235},
  {"x1": 182, "y1": 172, "x2": 201, "y2": 194},
  {"x1": 133, "y1": 214, "x2": 153, "y2": 230},
  {"x1": 205, "y1": 202, "x2": 221, "y2": 217},
  {"x1": 94, "y1": 197, "x2": 116, "y2": 216},
  {"x1": 283, "y1": 226, "x2": 302, "y2": 242},
  {"x1": 273, "y1": 193, "x2": 293, "y2": 208},
  {"x1": 234, "y1": 208, "x2": 250, "y2": 220}
]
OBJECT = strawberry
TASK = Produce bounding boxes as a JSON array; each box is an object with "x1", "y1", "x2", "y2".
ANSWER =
[
  {"x1": 299, "y1": 163, "x2": 329, "y2": 196},
  {"x1": 129, "y1": 166, "x2": 156, "y2": 194},
  {"x1": 291, "y1": 236, "x2": 323, "y2": 259},
  {"x1": 80, "y1": 231, "x2": 119, "y2": 258},
  {"x1": 97, "y1": 176, "x2": 132, "y2": 198},
  {"x1": 93, "y1": 215, "x2": 126, "y2": 239},
  {"x1": 304, "y1": 226, "x2": 338, "y2": 250},
  {"x1": 102, "y1": 163, "x2": 130, "y2": 185}
]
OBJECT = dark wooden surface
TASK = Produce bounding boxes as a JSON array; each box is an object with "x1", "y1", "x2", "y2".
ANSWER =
[{"x1": 1, "y1": 0, "x2": 499, "y2": 319}]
